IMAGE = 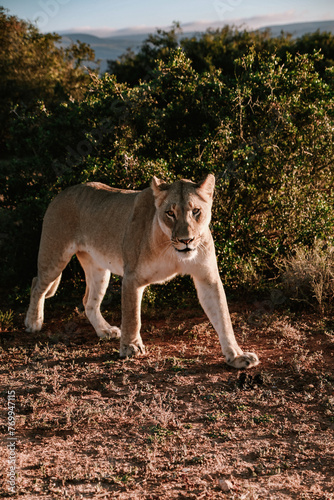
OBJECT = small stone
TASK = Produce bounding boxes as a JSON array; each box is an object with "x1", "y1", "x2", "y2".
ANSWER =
[{"x1": 218, "y1": 479, "x2": 233, "y2": 492}]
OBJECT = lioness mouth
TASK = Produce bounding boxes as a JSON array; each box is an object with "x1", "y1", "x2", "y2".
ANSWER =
[{"x1": 176, "y1": 247, "x2": 194, "y2": 253}]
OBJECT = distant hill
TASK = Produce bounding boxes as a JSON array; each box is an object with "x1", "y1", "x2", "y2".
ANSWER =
[
  {"x1": 60, "y1": 32, "x2": 149, "y2": 73},
  {"x1": 60, "y1": 20, "x2": 334, "y2": 74},
  {"x1": 259, "y1": 19, "x2": 334, "y2": 37}
]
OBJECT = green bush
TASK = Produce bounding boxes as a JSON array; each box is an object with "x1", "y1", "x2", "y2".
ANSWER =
[
  {"x1": 1, "y1": 19, "x2": 334, "y2": 306},
  {"x1": 108, "y1": 25, "x2": 334, "y2": 85}
]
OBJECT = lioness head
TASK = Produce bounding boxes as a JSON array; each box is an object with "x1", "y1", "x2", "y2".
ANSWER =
[{"x1": 151, "y1": 174, "x2": 215, "y2": 258}]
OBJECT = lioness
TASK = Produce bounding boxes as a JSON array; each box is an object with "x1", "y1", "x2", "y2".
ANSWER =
[{"x1": 25, "y1": 175, "x2": 259, "y2": 369}]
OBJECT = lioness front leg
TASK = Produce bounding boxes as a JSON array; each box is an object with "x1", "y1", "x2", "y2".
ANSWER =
[
  {"x1": 119, "y1": 275, "x2": 146, "y2": 358},
  {"x1": 193, "y1": 273, "x2": 259, "y2": 369}
]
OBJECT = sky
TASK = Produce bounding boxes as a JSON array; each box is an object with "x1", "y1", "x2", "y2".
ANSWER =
[{"x1": 2, "y1": 0, "x2": 334, "y2": 36}]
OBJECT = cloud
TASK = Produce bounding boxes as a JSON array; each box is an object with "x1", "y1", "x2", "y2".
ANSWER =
[
  {"x1": 56, "y1": 11, "x2": 333, "y2": 38},
  {"x1": 181, "y1": 10, "x2": 302, "y2": 32}
]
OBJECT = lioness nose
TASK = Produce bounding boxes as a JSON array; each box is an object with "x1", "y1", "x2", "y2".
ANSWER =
[{"x1": 179, "y1": 238, "x2": 194, "y2": 245}]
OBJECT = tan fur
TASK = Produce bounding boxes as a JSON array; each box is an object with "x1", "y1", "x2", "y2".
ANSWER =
[{"x1": 25, "y1": 176, "x2": 259, "y2": 369}]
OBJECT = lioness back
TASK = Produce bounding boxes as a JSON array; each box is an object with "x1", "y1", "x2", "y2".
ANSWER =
[
  {"x1": 39, "y1": 182, "x2": 143, "y2": 271},
  {"x1": 46, "y1": 181, "x2": 139, "y2": 240}
]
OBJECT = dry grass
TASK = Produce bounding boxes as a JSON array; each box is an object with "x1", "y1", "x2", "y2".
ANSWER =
[
  {"x1": 0, "y1": 304, "x2": 334, "y2": 499},
  {"x1": 281, "y1": 241, "x2": 334, "y2": 313}
]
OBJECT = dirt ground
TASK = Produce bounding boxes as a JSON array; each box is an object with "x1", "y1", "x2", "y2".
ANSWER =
[{"x1": 1, "y1": 301, "x2": 334, "y2": 499}]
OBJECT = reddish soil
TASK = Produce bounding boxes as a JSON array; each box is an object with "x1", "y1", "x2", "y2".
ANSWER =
[{"x1": 1, "y1": 302, "x2": 334, "y2": 499}]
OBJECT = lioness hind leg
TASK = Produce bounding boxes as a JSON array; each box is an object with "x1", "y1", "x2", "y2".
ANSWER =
[
  {"x1": 25, "y1": 272, "x2": 62, "y2": 333},
  {"x1": 77, "y1": 252, "x2": 121, "y2": 339},
  {"x1": 45, "y1": 273, "x2": 62, "y2": 299},
  {"x1": 25, "y1": 243, "x2": 74, "y2": 333}
]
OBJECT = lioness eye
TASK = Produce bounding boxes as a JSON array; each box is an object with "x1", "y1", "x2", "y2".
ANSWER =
[
  {"x1": 166, "y1": 210, "x2": 175, "y2": 218},
  {"x1": 193, "y1": 208, "x2": 200, "y2": 216}
]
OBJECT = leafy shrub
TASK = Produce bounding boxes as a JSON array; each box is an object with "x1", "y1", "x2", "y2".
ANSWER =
[
  {"x1": 0, "y1": 7, "x2": 97, "y2": 152},
  {"x1": 0, "y1": 310, "x2": 14, "y2": 331},
  {"x1": 211, "y1": 49, "x2": 334, "y2": 286},
  {"x1": 1, "y1": 19, "x2": 334, "y2": 305},
  {"x1": 108, "y1": 25, "x2": 334, "y2": 85}
]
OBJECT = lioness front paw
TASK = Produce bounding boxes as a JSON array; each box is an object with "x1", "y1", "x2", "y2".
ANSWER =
[
  {"x1": 119, "y1": 342, "x2": 145, "y2": 359},
  {"x1": 97, "y1": 326, "x2": 121, "y2": 340},
  {"x1": 226, "y1": 352, "x2": 259, "y2": 369}
]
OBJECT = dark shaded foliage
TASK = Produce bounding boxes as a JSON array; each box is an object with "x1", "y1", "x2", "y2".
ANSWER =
[{"x1": 1, "y1": 16, "x2": 334, "y2": 304}]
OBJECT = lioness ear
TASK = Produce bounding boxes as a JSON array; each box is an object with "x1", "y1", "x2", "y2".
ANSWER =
[
  {"x1": 198, "y1": 174, "x2": 215, "y2": 199},
  {"x1": 151, "y1": 176, "x2": 169, "y2": 197},
  {"x1": 151, "y1": 176, "x2": 163, "y2": 196}
]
